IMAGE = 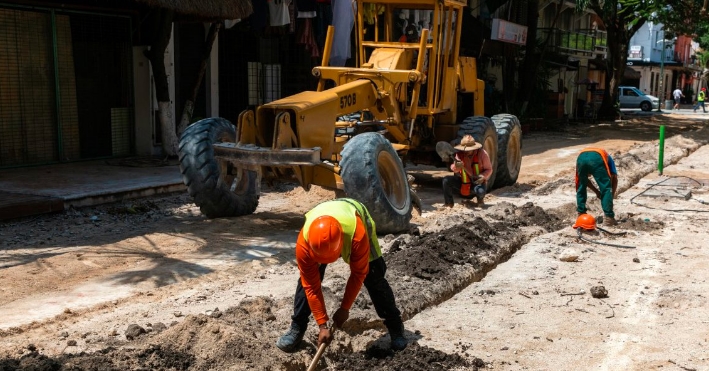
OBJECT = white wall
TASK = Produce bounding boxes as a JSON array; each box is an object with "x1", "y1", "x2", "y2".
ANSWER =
[
  {"x1": 133, "y1": 26, "x2": 177, "y2": 157},
  {"x1": 133, "y1": 46, "x2": 153, "y2": 156},
  {"x1": 205, "y1": 23, "x2": 219, "y2": 117}
]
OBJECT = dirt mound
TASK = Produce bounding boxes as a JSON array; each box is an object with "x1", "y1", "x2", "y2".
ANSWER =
[
  {"x1": 0, "y1": 201, "x2": 564, "y2": 370},
  {"x1": 388, "y1": 202, "x2": 564, "y2": 269},
  {"x1": 0, "y1": 294, "x2": 482, "y2": 371},
  {"x1": 615, "y1": 216, "x2": 664, "y2": 232},
  {"x1": 386, "y1": 218, "x2": 494, "y2": 280},
  {"x1": 0, "y1": 298, "x2": 301, "y2": 371},
  {"x1": 487, "y1": 201, "x2": 567, "y2": 232},
  {"x1": 0, "y1": 344, "x2": 196, "y2": 371},
  {"x1": 326, "y1": 342, "x2": 480, "y2": 370}
]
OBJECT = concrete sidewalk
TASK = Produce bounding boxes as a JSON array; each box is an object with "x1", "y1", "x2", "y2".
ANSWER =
[{"x1": 0, "y1": 158, "x2": 186, "y2": 221}]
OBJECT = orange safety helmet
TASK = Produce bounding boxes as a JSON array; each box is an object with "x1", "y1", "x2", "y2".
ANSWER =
[
  {"x1": 308, "y1": 215, "x2": 343, "y2": 263},
  {"x1": 572, "y1": 213, "x2": 596, "y2": 230}
]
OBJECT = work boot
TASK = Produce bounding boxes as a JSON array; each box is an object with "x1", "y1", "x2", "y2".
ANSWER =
[
  {"x1": 477, "y1": 197, "x2": 485, "y2": 206},
  {"x1": 275, "y1": 323, "x2": 305, "y2": 352},
  {"x1": 443, "y1": 203, "x2": 454, "y2": 208},
  {"x1": 604, "y1": 216, "x2": 618, "y2": 226},
  {"x1": 386, "y1": 321, "x2": 407, "y2": 351}
]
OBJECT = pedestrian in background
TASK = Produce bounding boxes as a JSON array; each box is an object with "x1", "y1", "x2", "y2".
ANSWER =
[
  {"x1": 694, "y1": 87, "x2": 706, "y2": 113},
  {"x1": 673, "y1": 87, "x2": 684, "y2": 110}
]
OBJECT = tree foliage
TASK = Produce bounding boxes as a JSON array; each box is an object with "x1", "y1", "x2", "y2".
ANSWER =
[
  {"x1": 653, "y1": 0, "x2": 704, "y2": 39},
  {"x1": 654, "y1": 0, "x2": 709, "y2": 69}
]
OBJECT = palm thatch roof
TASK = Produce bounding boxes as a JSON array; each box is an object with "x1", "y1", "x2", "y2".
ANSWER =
[{"x1": 135, "y1": 0, "x2": 252, "y2": 20}]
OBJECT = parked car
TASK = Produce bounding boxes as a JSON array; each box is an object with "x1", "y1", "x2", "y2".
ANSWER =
[{"x1": 618, "y1": 86, "x2": 660, "y2": 111}]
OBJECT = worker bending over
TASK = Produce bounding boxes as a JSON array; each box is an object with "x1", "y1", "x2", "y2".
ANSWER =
[
  {"x1": 575, "y1": 148, "x2": 618, "y2": 225},
  {"x1": 276, "y1": 198, "x2": 407, "y2": 352}
]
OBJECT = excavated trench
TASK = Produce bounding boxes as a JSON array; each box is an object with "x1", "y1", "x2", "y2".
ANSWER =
[
  {"x1": 1, "y1": 127, "x2": 707, "y2": 371},
  {"x1": 0, "y1": 205, "x2": 559, "y2": 371}
]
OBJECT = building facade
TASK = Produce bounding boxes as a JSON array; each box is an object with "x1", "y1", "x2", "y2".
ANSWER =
[{"x1": 626, "y1": 22, "x2": 702, "y2": 104}]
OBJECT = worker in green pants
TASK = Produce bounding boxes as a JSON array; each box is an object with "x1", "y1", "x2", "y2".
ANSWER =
[{"x1": 575, "y1": 148, "x2": 618, "y2": 226}]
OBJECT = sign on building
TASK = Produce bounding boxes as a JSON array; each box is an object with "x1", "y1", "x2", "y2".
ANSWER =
[
  {"x1": 629, "y1": 45, "x2": 642, "y2": 59},
  {"x1": 491, "y1": 18, "x2": 528, "y2": 46}
]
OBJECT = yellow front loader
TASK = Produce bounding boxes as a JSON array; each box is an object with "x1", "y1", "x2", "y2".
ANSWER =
[{"x1": 178, "y1": 0, "x2": 522, "y2": 234}]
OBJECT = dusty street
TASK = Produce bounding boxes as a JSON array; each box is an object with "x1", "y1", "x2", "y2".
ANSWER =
[{"x1": 1, "y1": 113, "x2": 709, "y2": 370}]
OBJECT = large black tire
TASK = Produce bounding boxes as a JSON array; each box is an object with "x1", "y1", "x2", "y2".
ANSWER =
[
  {"x1": 340, "y1": 132, "x2": 412, "y2": 234},
  {"x1": 178, "y1": 117, "x2": 259, "y2": 218},
  {"x1": 492, "y1": 114, "x2": 522, "y2": 187},
  {"x1": 456, "y1": 116, "x2": 498, "y2": 189}
]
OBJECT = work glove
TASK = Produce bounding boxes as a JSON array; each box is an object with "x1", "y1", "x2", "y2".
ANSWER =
[
  {"x1": 333, "y1": 308, "x2": 349, "y2": 328},
  {"x1": 317, "y1": 324, "x2": 333, "y2": 347},
  {"x1": 474, "y1": 175, "x2": 485, "y2": 185},
  {"x1": 454, "y1": 160, "x2": 463, "y2": 171}
]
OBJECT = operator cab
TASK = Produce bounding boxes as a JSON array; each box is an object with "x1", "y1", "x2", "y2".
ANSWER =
[{"x1": 356, "y1": 0, "x2": 464, "y2": 115}]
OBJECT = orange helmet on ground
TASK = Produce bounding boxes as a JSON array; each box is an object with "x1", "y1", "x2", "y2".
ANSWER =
[
  {"x1": 573, "y1": 213, "x2": 596, "y2": 230},
  {"x1": 308, "y1": 216, "x2": 343, "y2": 263}
]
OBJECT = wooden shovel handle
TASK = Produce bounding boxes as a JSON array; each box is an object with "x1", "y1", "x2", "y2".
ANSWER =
[
  {"x1": 306, "y1": 342, "x2": 329, "y2": 371},
  {"x1": 306, "y1": 327, "x2": 336, "y2": 371}
]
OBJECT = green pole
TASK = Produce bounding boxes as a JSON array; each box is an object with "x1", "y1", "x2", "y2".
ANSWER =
[{"x1": 658, "y1": 125, "x2": 666, "y2": 175}]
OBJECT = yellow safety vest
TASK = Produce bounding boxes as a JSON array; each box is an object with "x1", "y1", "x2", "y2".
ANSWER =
[
  {"x1": 302, "y1": 198, "x2": 381, "y2": 263},
  {"x1": 458, "y1": 151, "x2": 480, "y2": 196}
]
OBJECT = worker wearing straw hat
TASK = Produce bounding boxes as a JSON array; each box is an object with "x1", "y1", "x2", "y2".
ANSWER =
[{"x1": 441, "y1": 134, "x2": 492, "y2": 208}]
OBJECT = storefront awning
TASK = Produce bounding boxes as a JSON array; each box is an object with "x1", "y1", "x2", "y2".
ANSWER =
[{"x1": 624, "y1": 67, "x2": 641, "y2": 79}]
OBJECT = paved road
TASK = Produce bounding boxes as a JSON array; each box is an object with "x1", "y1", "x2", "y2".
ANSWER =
[{"x1": 621, "y1": 107, "x2": 709, "y2": 117}]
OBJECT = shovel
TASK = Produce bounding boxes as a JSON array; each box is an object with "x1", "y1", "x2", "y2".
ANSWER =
[
  {"x1": 435, "y1": 141, "x2": 456, "y2": 162},
  {"x1": 576, "y1": 228, "x2": 635, "y2": 249},
  {"x1": 306, "y1": 327, "x2": 336, "y2": 371}
]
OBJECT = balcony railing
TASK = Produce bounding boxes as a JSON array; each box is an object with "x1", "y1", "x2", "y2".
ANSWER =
[
  {"x1": 538, "y1": 28, "x2": 608, "y2": 58},
  {"x1": 674, "y1": 51, "x2": 702, "y2": 69}
]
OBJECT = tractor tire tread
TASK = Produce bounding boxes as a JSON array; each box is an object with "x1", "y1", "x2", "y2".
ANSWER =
[
  {"x1": 340, "y1": 132, "x2": 412, "y2": 234},
  {"x1": 178, "y1": 117, "x2": 259, "y2": 218},
  {"x1": 492, "y1": 114, "x2": 523, "y2": 187}
]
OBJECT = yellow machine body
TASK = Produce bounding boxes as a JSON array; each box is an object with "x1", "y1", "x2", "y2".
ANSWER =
[{"x1": 214, "y1": 0, "x2": 486, "y2": 191}]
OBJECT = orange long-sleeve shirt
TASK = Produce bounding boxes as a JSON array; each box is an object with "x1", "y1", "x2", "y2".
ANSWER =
[{"x1": 295, "y1": 215, "x2": 370, "y2": 325}]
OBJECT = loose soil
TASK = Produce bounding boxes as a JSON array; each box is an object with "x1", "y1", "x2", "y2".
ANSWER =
[{"x1": 2, "y1": 113, "x2": 709, "y2": 370}]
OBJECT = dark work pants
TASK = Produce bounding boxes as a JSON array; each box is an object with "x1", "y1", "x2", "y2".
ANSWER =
[
  {"x1": 290, "y1": 256, "x2": 402, "y2": 330},
  {"x1": 576, "y1": 151, "x2": 614, "y2": 218},
  {"x1": 442, "y1": 175, "x2": 486, "y2": 205}
]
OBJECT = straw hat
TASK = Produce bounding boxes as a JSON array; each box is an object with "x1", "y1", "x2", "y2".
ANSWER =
[{"x1": 454, "y1": 135, "x2": 482, "y2": 151}]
